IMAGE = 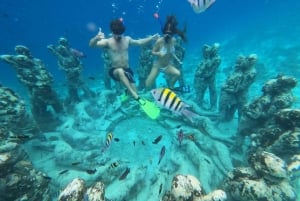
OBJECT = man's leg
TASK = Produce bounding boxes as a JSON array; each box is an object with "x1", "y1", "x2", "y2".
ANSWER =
[{"x1": 113, "y1": 68, "x2": 139, "y2": 100}]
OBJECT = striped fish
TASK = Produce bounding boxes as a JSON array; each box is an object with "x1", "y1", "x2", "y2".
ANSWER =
[
  {"x1": 109, "y1": 161, "x2": 119, "y2": 169},
  {"x1": 151, "y1": 88, "x2": 198, "y2": 122},
  {"x1": 101, "y1": 132, "x2": 113, "y2": 153},
  {"x1": 187, "y1": 0, "x2": 216, "y2": 13}
]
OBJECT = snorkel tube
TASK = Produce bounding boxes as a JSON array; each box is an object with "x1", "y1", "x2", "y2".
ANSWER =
[{"x1": 153, "y1": 13, "x2": 164, "y2": 33}]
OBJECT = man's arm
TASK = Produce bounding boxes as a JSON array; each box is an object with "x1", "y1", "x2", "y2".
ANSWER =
[
  {"x1": 129, "y1": 34, "x2": 159, "y2": 46},
  {"x1": 89, "y1": 32, "x2": 108, "y2": 48}
]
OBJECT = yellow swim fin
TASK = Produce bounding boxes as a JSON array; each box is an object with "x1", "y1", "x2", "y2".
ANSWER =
[{"x1": 138, "y1": 98, "x2": 160, "y2": 119}]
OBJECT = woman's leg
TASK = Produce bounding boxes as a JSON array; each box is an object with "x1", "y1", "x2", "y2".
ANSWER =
[
  {"x1": 165, "y1": 65, "x2": 180, "y2": 88},
  {"x1": 145, "y1": 64, "x2": 160, "y2": 89}
]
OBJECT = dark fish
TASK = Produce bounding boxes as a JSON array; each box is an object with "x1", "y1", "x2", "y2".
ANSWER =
[
  {"x1": 42, "y1": 175, "x2": 52, "y2": 180},
  {"x1": 175, "y1": 125, "x2": 181, "y2": 129},
  {"x1": 88, "y1": 76, "x2": 96, "y2": 80},
  {"x1": 158, "y1": 183, "x2": 163, "y2": 195},
  {"x1": 141, "y1": 141, "x2": 146, "y2": 146},
  {"x1": 177, "y1": 129, "x2": 184, "y2": 146},
  {"x1": 70, "y1": 48, "x2": 86, "y2": 58},
  {"x1": 86, "y1": 169, "x2": 97, "y2": 174},
  {"x1": 8, "y1": 135, "x2": 31, "y2": 140},
  {"x1": 133, "y1": 140, "x2": 136, "y2": 147},
  {"x1": 59, "y1": 169, "x2": 69, "y2": 175},
  {"x1": 114, "y1": 138, "x2": 120, "y2": 142},
  {"x1": 119, "y1": 167, "x2": 130, "y2": 180},
  {"x1": 204, "y1": 158, "x2": 211, "y2": 164},
  {"x1": 152, "y1": 135, "x2": 162, "y2": 144},
  {"x1": 158, "y1": 146, "x2": 166, "y2": 165},
  {"x1": 71, "y1": 162, "x2": 81, "y2": 166}
]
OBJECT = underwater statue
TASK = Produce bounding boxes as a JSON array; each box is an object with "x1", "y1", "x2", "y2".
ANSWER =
[
  {"x1": 47, "y1": 37, "x2": 95, "y2": 104},
  {"x1": 0, "y1": 45, "x2": 63, "y2": 130},
  {"x1": 194, "y1": 43, "x2": 221, "y2": 110},
  {"x1": 218, "y1": 54, "x2": 257, "y2": 122}
]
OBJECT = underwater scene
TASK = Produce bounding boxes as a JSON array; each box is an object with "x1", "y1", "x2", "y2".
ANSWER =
[{"x1": 1, "y1": 0, "x2": 300, "y2": 200}]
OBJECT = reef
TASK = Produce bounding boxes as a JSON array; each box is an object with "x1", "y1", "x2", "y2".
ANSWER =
[
  {"x1": 0, "y1": 128, "x2": 51, "y2": 201},
  {"x1": 238, "y1": 75, "x2": 297, "y2": 136},
  {"x1": 47, "y1": 37, "x2": 94, "y2": 104},
  {"x1": 0, "y1": 45, "x2": 63, "y2": 131},
  {"x1": 1, "y1": 41, "x2": 300, "y2": 201},
  {"x1": 223, "y1": 151, "x2": 297, "y2": 201},
  {"x1": 0, "y1": 84, "x2": 38, "y2": 134},
  {"x1": 194, "y1": 43, "x2": 221, "y2": 110},
  {"x1": 57, "y1": 178, "x2": 105, "y2": 201},
  {"x1": 161, "y1": 174, "x2": 227, "y2": 201},
  {"x1": 218, "y1": 54, "x2": 257, "y2": 122}
]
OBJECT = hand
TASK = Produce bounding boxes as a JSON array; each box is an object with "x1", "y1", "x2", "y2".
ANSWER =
[
  {"x1": 151, "y1": 33, "x2": 160, "y2": 41},
  {"x1": 97, "y1": 27, "x2": 105, "y2": 39}
]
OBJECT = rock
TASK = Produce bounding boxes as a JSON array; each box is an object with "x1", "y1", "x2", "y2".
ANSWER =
[
  {"x1": 58, "y1": 178, "x2": 86, "y2": 201},
  {"x1": 170, "y1": 174, "x2": 202, "y2": 200},
  {"x1": 86, "y1": 182, "x2": 105, "y2": 201}
]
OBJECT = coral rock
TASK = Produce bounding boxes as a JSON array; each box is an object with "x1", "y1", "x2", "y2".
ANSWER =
[
  {"x1": 58, "y1": 178, "x2": 86, "y2": 201},
  {"x1": 86, "y1": 182, "x2": 105, "y2": 201},
  {"x1": 171, "y1": 174, "x2": 202, "y2": 200}
]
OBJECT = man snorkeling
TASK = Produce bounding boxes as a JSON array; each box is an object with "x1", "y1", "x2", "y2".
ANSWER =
[
  {"x1": 89, "y1": 19, "x2": 160, "y2": 119},
  {"x1": 145, "y1": 15, "x2": 186, "y2": 90},
  {"x1": 89, "y1": 19, "x2": 158, "y2": 101}
]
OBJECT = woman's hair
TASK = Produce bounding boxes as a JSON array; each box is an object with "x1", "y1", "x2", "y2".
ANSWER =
[
  {"x1": 110, "y1": 19, "x2": 126, "y2": 35},
  {"x1": 162, "y1": 15, "x2": 187, "y2": 42}
]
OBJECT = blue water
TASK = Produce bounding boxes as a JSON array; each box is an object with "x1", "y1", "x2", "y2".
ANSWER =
[
  {"x1": 1, "y1": 0, "x2": 300, "y2": 200},
  {"x1": 2, "y1": 0, "x2": 299, "y2": 86}
]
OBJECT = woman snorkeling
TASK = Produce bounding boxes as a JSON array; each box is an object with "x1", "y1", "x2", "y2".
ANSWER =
[{"x1": 146, "y1": 15, "x2": 186, "y2": 89}]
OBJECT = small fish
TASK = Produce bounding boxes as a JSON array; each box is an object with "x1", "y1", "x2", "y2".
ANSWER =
[
  {"x1": 71, "y1": 162, "x2": 81, "y2": 166},
  {"x1": 109, "y1": 161, "x2": 119, "y2": 169},
  {"x1": 133, "y1": 140, "x2": 136, "y2": 147},
  {"x1": 152, "y1": 135, "x2": 162, "y2": 144},
  {"x1": 158, "y1": 146, "x2": 166, "y2": 165},
  {"x1": 114, "y1": 138, "x2": 120, "y2": 142},
  {"x1": 151, "y1": 88, "x2": 198, "y2": 122},
  {"x1": 102, "y1": 132, "x2": 113, "y2": 153},
  {"x1": 8, "y1": 134, "x2": 31, "y2": 140},
  {"x1": 186, "y1": 134, "x2": 196, "y2": 141},
  {"x1": 141, "y1": 141, "x2": 146, "y2": 146},
  {"x1": 42, "y1": 175, "x2": 52, "y2": 180},
  {"x1": 177, "y1": 129, "x2": 184, "y2": 146},
  {"x1": 204, "y1": 158, "x2": 211, "y2": 164},
  {"x1": 59, "y1": 169, "x2": 69, "y2": 175},
  {"x1": 119, "y1": 167, "x2": 130, "y2": 180},
  {"x1": 175, "y1": 125, "x2": 182, "y2": 129},
  {"x1": 88, "y1": 76, "x2": 96, "y2": 80},
  {"x1": 187, "y1": 0, "x2": 216, "y2": 14},
  {"x1": 70, "y1": 48, "x2": 86, "y2": 58},
  {"x1": 86, "y1": 169, "x2": 97, "y2": 174},
  {"x1": 158, "y1": 183, "x2": 163, "y2": 195}
]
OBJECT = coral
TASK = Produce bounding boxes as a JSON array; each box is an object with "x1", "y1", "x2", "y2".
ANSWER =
[
  {"x1": 162, "y1": 174, "x2": 226, "y2": 201},
  {"x1": 223, "y1": 151, "x2": 296, "y2": 201},
  {"x1": 58, "y1": 178, "x2": 86, "y2": 201}
]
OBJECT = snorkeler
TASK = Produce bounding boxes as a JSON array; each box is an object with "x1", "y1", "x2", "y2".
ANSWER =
[
  {"x1": 89, "y1": 19, "x2": 160, "y2": 119},
  {"x1": 146, "y1": 15, "x2": 186, "y2": 89}
]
